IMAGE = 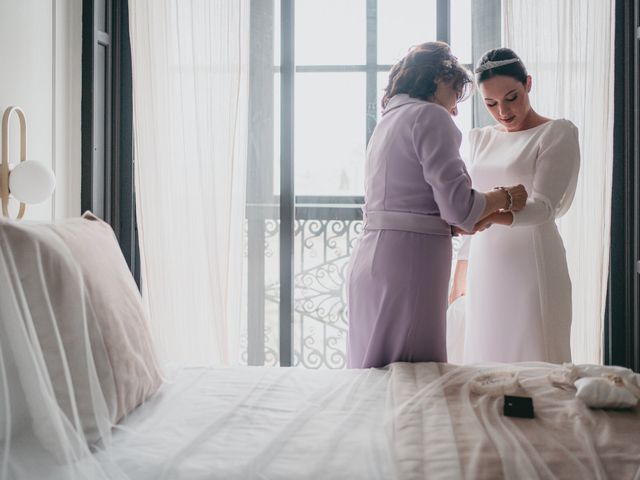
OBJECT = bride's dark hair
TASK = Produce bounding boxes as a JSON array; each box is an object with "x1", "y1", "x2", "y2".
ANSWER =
[
  {"x1": 476, "y1": 48, "x2": 528, "y2": 85},
  {"x1": 382, "y1": 42, "x2": 473, "y2": 109}
]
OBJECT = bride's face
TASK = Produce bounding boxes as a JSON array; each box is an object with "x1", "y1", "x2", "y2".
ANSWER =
[{"x1": 480, "y1": 75, "x2": 533, "y2": 131}]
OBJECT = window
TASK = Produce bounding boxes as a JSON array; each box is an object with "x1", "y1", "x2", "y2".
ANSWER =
[
  {"x1": 82, "y1": 0, "x2": 139, "y2": 285},
  {"x1": 245, "y1": 0, "x2": 499, "y2": 367},
  {"x1": 607, "y1": 0, "x2": 640, "y2": 372}
]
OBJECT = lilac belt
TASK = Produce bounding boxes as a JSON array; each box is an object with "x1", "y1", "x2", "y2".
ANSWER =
[{"x1": 363, "y1": 211, "x2": 453, "y2": 236}]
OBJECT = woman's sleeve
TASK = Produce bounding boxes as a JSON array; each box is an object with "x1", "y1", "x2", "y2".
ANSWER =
[
  {"x1": 413, "y1": 105, "x2": 486, "y2": 233},
  {"x1": 511, "y1": 121, "x2": 580, "y2": 227}
]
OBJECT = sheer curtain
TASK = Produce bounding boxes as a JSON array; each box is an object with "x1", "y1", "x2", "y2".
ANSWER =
[
  {"x1": 504, "y1": 1, "x2": 615, "y2": 364},
  {"x1": 128, "y1": 1, "x2": 250, "y2": 366}
]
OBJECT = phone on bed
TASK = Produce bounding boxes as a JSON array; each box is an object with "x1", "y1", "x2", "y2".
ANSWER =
[{"x1": 503, "y1": 395, "x2": 534, "y2": 419}]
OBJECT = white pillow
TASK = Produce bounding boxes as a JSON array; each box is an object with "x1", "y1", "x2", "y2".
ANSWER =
[
  {"x1": 575, "y1": 377, "x2": 638, "y2": 409},
  {"x1": 0, "y1": 213, "x2": 162, "y2": 459}
]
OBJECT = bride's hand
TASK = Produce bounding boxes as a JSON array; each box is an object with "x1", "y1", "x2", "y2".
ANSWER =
[
  {"x1": 473, "y1": 214, "x2": 495, "y2": 233},
  {"x1": 506, "y1": 184, "x2": 527, "y2": 211},
  {"x1": 452, "y1": 226, "x2": 473, "y2": 236}
]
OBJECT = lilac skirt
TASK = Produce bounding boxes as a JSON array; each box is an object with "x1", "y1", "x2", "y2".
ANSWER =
[{"x1": 347, "y1": 229, "x2": 452, "y2": 368}]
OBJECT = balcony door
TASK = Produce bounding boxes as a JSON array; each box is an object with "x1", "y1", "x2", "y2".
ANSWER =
[{"x1": 245, "y1": 0, "x2": 498, "y2": 367}]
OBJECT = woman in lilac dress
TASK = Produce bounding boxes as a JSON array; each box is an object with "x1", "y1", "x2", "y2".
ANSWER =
[{"x1": 347, "y1": 42, "x2": 527, "y2": 368}]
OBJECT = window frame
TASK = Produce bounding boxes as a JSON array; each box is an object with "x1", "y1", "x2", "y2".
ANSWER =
[
  {"x1": 264, "y1": 0, "x2": 500, "y2": 366},
  {"x1": 81, "y1": 0, "x2": 140, "y2": 286},
  {"x1": 606, "y1": 0, "x2": 640, "y2": 372}
]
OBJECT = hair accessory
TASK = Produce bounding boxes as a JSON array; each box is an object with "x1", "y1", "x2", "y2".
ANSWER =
[{"x1": 474, "y1": 58, "x2": 521, "y2": 74}]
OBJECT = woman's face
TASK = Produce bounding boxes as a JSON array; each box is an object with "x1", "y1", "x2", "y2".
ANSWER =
[
  {"x1": 431, "y1": 80, "x2": 460, "y2": 116},
  {"x1": 479, "y1": 75, "x2": 532, "y2": 131}
]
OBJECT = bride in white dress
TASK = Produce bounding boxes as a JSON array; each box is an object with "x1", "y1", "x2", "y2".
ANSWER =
[{"x1": 449, "y1": 48, "x2": 580, "y2": 364}]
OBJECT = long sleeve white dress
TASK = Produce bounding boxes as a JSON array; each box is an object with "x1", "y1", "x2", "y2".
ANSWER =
[{"x1": 456, "y1": 119, "x2": 580, "y2": 364}]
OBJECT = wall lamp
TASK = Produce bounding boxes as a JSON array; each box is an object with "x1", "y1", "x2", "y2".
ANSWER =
[{"x1": 1, "y1": 106, "x2": 56, "y2": 219}]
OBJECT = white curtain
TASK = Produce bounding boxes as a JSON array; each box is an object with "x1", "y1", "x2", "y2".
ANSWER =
[
  {"x1": 128, "y1": 0, "x2": 250, "y2": 366},
  {"x1": 504, "y1": 1, "x2": 615, "y2": 364}
]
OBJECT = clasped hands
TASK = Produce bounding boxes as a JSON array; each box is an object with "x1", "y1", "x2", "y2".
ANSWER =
[{"x1": 453, "y1": 184, "x2": 528, "y2": 236}]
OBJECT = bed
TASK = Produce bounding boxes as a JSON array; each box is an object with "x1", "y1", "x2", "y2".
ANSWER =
[
  {"x1": 101, "y1": 363, "x2": 640, "y2": 479},
  {"x1": 22, "y1": 362, "x2": 636, "y2": 480},
  {"x1": 2, "y1": 216, "x2": 639, "y2": 480}
]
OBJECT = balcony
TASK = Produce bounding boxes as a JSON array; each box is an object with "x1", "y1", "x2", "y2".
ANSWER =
[{"x1": 243, "y1": 196, "x2": 363, "y2": 368}]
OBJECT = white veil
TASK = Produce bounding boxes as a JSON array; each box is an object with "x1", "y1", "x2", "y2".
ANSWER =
[{"x1": 0, "y1": 220, "x2": 121, "y2": 480}]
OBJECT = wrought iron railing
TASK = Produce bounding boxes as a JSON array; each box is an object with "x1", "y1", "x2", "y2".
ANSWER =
[{"x1": 243, "y1": 197, "x2": 363, "y2": 368}]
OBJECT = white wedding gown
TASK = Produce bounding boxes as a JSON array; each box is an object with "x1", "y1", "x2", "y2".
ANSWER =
[{"x1": 454, "y1": 119, "x2": 580, "y2": 364}]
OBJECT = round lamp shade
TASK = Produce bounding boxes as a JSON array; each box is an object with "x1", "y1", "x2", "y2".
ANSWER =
[{"x1": 9, "y1": 161, "x2": 56, "y2": 204}]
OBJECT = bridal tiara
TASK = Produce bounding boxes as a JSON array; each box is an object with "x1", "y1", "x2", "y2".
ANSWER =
[{"x1": 474, "y1": 58, "x2": 521, "y2": 74}]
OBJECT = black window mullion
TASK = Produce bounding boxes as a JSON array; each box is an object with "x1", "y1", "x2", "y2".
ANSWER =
[
  {"x1": 82, "y1": 0, "x2": 139, "y2": 284},
  {"x1": 246, "y1": 0, "x2": 275, "y2": 366},
  {"x1": 607, "y1": 0, "x2": 640, "y2": 371},
  {"x1": 366, "y1": 0, "x2": 378, "y2": 144},
  {"x1": 82, "y1": 0, "x2": 111, "y2": 220},
  {"x1": 437, "y1": 0, "x2": 451, "y2": 44},
  {"x1": 112, "y1": 0, "x2": 138, "y2": 285},
  {"x1": 279, "y1": 0, "x2": 295, "y2": 367},
  {"x1": 471, "y1": 0, "x2": 501, "y2": 128},
  {"x1": 635, "y1": 0, "x2": 640, "y2": 371}
]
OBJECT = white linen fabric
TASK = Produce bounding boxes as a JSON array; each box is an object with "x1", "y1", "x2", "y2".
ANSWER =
[
  {"x1": 549, "y1": 363, "x2": 640, "y2": 409},
  {"x1": 390, "y1": 362, "x2": 640, "y2": 479},
  {"x1": 459, "y1": 120, "x2": 580, "y2": 364},
  {"x1": 575, "y1": 377, "x2": 638, "y2": 409},
  {"x1": 94, "y1": 363, "x2": 639, "y2": 479},
  {"x1": 503, "y1": 0, "x2": 615, "y2": 364},
  {"x1": 94, "y1": 367, "x2": 396, "y2": 480},
  {"x1": 128, "y1": 0, "x2": 250, "y2": 366},
  {"x1": 0, "y1": 218, "x2": 117, "y2": 479},
  {"x1": 52, "y1": 213, "x2": 162, "y2": 423}
]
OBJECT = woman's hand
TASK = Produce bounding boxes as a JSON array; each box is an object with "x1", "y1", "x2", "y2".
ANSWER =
[{"x1": 506, "y1": 184, "x2": 527, "y2": 211}]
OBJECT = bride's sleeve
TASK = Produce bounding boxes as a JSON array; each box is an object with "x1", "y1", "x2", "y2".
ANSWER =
[
  {"x1": 510, "y1": 121, "x2": 580, "y2": 227},
  {"x1": 455, "y1": 235, "x2": 471, "y2": 260}
]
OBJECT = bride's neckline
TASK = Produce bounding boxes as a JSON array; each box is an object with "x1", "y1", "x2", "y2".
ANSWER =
[{"x1": 491, "y1": 118, "x2": 557, "y2": 134}]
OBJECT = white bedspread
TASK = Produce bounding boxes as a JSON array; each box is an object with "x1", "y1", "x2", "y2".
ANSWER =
[
  {"x1": 389, "y1": 363, "x2": 640, "y2": 480},
  {"x1": 79, "y1": 363, "x2": 640, "y2": 479},
  {"x1": 95, "y1": 366, "x2": 396, "y2": 479}
]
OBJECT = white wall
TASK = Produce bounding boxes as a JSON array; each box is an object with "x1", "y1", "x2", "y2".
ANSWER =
[{"x1": 0, "y1": 0, "x2": 82, "y2": 221}]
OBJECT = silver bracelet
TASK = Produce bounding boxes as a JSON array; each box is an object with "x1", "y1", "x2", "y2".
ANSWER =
[
  {"x1": 494, "y1": 187, "x2": 513, "y2": 211},
  {"x1": 504, "y1": 188, "x2": 514, "y2": 211}
]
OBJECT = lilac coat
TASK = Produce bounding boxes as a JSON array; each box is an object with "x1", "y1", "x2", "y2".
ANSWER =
[{"x1": 347, "y1": 94, "x2": 485, "y2": 368}]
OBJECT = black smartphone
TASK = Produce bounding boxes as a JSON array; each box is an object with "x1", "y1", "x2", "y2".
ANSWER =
[{"x1": 503, "y1": 395, "x2": 534, "y2": 419}]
